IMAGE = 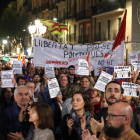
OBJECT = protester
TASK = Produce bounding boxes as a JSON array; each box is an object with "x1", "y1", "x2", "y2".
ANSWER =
[
  {"x1": 82, "y1": 102, "x2": 140, "y2": 140},
  {"x1": 67, "y1": 65, "x2": 80, "y2": 83},
  {"x1": 61, "y1": 92, "x2": 92, "y2": 140},
  {"x1": 62, "y1": 83, "x2": 81, "y2": 117},
  {"x1": 89, "y1": 84, "x2": 103, "y2": 117},
  {"x1": 80, "y1": 76, "x2": 91, "y2": 93},
  {"x1": 17, "y1": 76, "x2": 26, "y2": 86},
  {"x1": 25, "y1": 81, "x2": 44, "y2": 103},
  {"x1": 0, "y1": 88, "x2": 14, "y2": 118},
  {"x1": 33, "y1": 73, "x2": 41, "y2": 93},
  {"x1": 7, "y1": 102, "x2": 54, "y2": 140},
  {"x1": 59, "y1": 75, "x2": 68, "y2": 100},
  {"x1": 0, "y1": 85, "x2": 32, "y2": 139},
  {"x1": 92, "y1": 81, "x2": 136, "y2": 133}
]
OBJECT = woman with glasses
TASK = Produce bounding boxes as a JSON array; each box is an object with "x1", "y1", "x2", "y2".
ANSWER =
[
  {"x1": 61, "y1": 92, "x2": 92, "y2": 140},
  {"x1": 0, "y1": 88, "x2": 14, "y2": 118},
  {"x1": 7, "y1": 102, "x2": 54, "y2": 140},
  {"x1": 88, "y1": 84, "x2": 103, "y2": 118}
]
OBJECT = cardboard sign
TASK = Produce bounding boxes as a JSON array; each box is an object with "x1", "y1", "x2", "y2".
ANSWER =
[
  {"x1": 48, "y1": 78, "x2": 60, "y2": 98},
  {"x1": 1, "y1": 70, "x2": 14, "y2": 88},
  {"x1": 94, "y1": 58, "x2": 118, "y2": 76},
  {"x1": 77, "y1": 59, "x2": 89, "y2": 75},
  {"x1": 114, "y1": 66, "x2": 131, "y2": 79},
  {"x1": 94, "y1": 71, "x2": 113, "y2": 92},
  {"x1": 122, "y1": 82, "x2": 139, "y2": 97},
  {"x1": 45, "y1": 64, "x2": 55, "y2": 78},
  {"x1": 13, "y1": 60, "x2": 22, "y2": 74}
]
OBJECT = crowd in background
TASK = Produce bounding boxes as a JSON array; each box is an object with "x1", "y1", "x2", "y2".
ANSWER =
[{"x1": 0, "y1": 58, "x2": 140, "y2": 140}]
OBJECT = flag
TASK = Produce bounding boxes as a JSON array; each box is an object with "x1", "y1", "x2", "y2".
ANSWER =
[
  {"x1": 22, "y1": 56, "x2": 25, "y2": 65},
  {"x1": 104, "y1": 10, "x2": 127, "y2": 58},
  {"x1": 39, "y1": 19, "x2": 68, "y2": 35},
  {"x1": 86, "y1": 53, "x2": 90, "y2": 66},
  {"x1": 18, "y1": 50, "x2": 21, "y2": 60}
]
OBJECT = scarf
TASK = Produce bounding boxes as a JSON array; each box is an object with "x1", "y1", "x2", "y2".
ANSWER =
[{"x1": 70, "y1": 109, "x2": 92, "y2": 140}]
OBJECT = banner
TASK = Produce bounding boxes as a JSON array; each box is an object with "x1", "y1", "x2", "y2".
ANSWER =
[
  {"x1": 94, "y1": 58, "x2": 118, "y2": 76},
  {"x1": 129, "y1": 53, "x2": 138, "y2": 64},
  {"x1": 33, "y1": 36, "x2": 124, "y2": 68}
]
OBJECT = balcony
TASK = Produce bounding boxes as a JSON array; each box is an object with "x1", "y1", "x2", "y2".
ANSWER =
[
  {"x1": 65, "y1": 10, "x2": 76, "y2": 20},
  {"x1": 78, "y1": 36, "x2": 83, "y2": 44},
  {"x1": 94, "y1": 30, "x2": 118, "y2": 42},
  {"x1": 76, "y1": 10, "x2": 92, "y2": 21},
  {"x1": 42, "y1": 3, "x2": 49, "y2": 11},
  {"x1": 32, "y1": 8, "x2": 38, "y2": 15},
  {"x1": 92, "y1": 1, "x2": 124, "y2": 16}
]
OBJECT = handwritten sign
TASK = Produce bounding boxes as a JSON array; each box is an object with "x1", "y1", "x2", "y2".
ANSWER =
[{"x1": 94, "y1": 58, "x2": 118, "y2": 76}]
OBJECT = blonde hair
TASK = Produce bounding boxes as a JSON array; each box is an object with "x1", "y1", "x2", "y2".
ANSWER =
[{"x1": 89, "y1": 84, "x2": 102, "y2": 98}]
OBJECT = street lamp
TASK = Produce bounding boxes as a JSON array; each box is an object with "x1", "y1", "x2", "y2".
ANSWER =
[
  {"x1": 3, "y1": 40, "x2": 7, "y2": 55},
  {"x1": 28, "y1": 19, "x2": 47, "y2": 55}
]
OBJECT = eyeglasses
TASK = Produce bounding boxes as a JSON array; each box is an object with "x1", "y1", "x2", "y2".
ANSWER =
[{"x1": 107, "y1": 113, "x2": 126, "y2": 120}]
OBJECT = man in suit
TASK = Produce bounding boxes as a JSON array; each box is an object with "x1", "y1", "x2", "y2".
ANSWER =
[{"x1": 0, "y1": 85, "x2": 31, "y2": 139}]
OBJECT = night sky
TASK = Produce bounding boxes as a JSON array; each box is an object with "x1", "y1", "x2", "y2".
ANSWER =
[{"x1": 0, "y1": 0, "x2": 13, "y2": 18}]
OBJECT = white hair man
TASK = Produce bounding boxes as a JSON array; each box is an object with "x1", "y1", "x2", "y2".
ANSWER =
[{"x1": 0, "y1": 85, "x2": 31, "y2": 139}]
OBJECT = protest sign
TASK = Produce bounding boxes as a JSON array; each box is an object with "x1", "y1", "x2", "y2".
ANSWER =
[
  {"x1": 122, "y1": 82, "x2": 139, "y2": 97},
  {"x1": 94, "y1": 71, "x2": 113, "y2": 92},
  {"x1": 114, "y1": 66, "x2": 131, "y2": 79},
  {"x1": 77, "y1": 59, "x2": 89, "y2": 75},
  {"x1": 131, "y1": 60, "x2": 140, "y2": 72},
  {"x1": 1, "y1": 70, "x2": 14, "y2": 88},
  {"x1": 129, "y1": 53, "x2": 138, "y2": 64},
  {"x1": 33, "y1": 37, "x2": 124, "y2": 68},
  {"x1": 48, "y1": 78, "x2": 60, "y2": 98},
  {"x1": 13, "y1": 60, "x2": 22, "y2": 74},
  {"x1": 45, "y1": 64, "x2": 55, "y2": 78},
  {"x1": 94, "y1": 58, "x2": 118, "y2": 76}
]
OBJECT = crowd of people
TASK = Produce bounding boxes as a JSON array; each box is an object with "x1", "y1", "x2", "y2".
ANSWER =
[{"x1": 0, "y1": 58, "x2": 140, "y2": 140}]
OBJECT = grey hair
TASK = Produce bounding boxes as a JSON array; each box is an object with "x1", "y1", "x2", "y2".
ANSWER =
[{"x1": 14, "y1": 85, "x2": 32, "y2": 97}]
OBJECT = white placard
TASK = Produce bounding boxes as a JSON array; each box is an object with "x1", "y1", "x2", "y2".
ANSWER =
[
  {"x1": 129, "y1": 53, "x2": 138, "y2": 64},
  {"x1": 48, "y1": 78, "x2": 60, "y2": 98},
  {"x1": 122, "y1": 82, "x2": 139, "y2": 97},
  {"x1": 13, "y1": 60, "x2": 22, "y2": 74},
  {"x1": 77, "y1": 59, "x2": 89, "y2": 75},
  {"x1": 131, "y1": 60, "x2": 140, "y2": 72},
  {"x1": 45, "y1": 64, "x2": 55, "y2": 78},
  {"x1": 1, "y1": 70, "x2": 14, "y2": 88},
  {"x1": 94, "y1": 58, "x2": 118, "y2": 76},
  {"x1": 94, "y1": 71, "x2": 113, "y2": 92},
  {"x1": 114, "y1": 66, "x2": 131, "y2": 79}
]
